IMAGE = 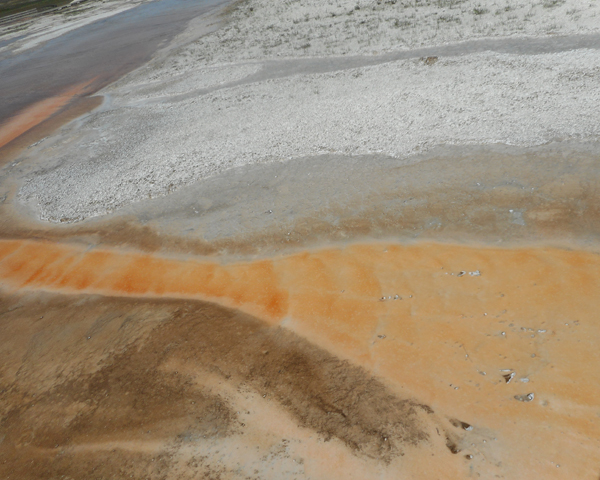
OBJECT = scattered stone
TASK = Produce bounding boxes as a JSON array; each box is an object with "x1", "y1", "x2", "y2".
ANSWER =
[
  {"x1": 514, "y1": 393, "x2": 535, "y2": 402},
  {"x1": 450, "y1": 419, "x2": 472, "y2": 430}
]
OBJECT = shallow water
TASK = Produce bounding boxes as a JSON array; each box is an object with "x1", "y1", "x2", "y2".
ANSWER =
[{"x1": 0, "y1": 0, "x2": 224, "y2": 125}]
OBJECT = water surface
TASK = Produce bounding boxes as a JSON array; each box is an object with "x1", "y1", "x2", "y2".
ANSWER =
[{"x1": 0, "y1": 0, "x2": 225, "y2": 124}]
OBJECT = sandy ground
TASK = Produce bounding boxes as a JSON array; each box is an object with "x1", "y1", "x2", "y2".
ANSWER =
[
  {"x1": 1, "y1": 240, "x2": 600, "y2": 479},
  {"x1": 1, "y1": 0, "x2": 600, "y2": 478}
]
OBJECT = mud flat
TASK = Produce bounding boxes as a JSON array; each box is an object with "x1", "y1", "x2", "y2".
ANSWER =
[{"x1": 1, "y1": 0, "x2": 600, "y2": 479}]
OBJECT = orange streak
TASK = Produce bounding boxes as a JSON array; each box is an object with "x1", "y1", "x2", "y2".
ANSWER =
[
  {"x1": 0, "y1": 239, "x2": 599, "y2": 478},
  {"x1": 0, "y1": 240, "x2": 289, "y2": 320},
  {"x1": 0, "y1": 79, "x2": 96, "y2": 149}
]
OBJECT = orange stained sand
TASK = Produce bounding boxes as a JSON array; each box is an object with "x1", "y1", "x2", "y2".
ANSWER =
[
  {"x1": 1, "y1": 238, "x2": 600, "y2": 478},
  {"x1": 0, "y1": 79, "x2": 96, "y2": 149}
]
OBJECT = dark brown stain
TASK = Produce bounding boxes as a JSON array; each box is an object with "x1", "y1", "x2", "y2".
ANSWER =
[
  {"x1": 235, "y1": 328, "x2": 432, "y2": 461},
  {"x1": 449, "y1": 419, "x2": 472, "y2": 431},
  {"x1": 0, "y1": 290, "x2": 433, "y2": 478},
  {"x1": 445, "y1": 435, "x2": 462, "y2": 455},
  {"x1": 2, "y1": 151, "x2": 600, "y2": 257}
]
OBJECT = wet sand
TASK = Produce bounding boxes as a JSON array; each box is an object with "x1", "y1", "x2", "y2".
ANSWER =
[{"x1": 1, "y1": 239, "x2": 600, "y2": 478}]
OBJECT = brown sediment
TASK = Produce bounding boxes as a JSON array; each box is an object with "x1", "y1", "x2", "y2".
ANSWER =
[
  {"x1": 1, "y1": 143, "x2": 599, "y2": 257},
  {"x1": 1, "y1": 239, "x2": 600, "y2": 477},
  {"x1": 2, "y1": 175, "x2": 600, "y2": 259},
  {"x1": 0, "y1": 80, "x2": 101, "y2": 165},
  {"x1": 0, "y1": 292, "x2": 439, "y2": 479}
]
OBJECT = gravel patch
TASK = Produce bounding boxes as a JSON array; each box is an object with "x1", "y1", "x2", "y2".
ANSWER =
[
  {"x1": 19, "y1": 49, "x2": 600, "y2": 222},
  {"x1": 170, "y1": 0, "x2": 600, "y2": 66}
]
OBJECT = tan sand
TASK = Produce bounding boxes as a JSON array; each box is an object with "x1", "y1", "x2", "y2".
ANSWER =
[{"x1": 1, "y1": 238, "x2": 599, "y2": 478}]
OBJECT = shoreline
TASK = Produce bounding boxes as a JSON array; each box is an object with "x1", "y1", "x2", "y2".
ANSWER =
[
  {"x1": 0, "y1": 95, "x2": 103, "y2": 166},
  {"x1": 2, "y1": 139, "x2": 599, "y2": 263},
  {"x1": 0, "y1": 0, "x2": 231, "y2": 157}
]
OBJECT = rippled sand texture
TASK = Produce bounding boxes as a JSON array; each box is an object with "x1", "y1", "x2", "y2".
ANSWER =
[{"x1": 1, "y1": 239, "x2": 599, "y2": 479}]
